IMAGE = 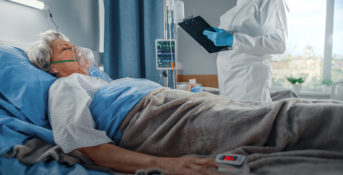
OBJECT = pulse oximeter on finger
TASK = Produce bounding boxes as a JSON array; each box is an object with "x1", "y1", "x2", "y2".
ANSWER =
[{"x1": 215, "y1": 153, "x2": 246, "y2": 167}]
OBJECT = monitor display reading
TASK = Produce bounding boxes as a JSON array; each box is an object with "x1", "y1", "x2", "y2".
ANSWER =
[{"x1": 156, "y1": 39, "x2": 176, "y2": 70}]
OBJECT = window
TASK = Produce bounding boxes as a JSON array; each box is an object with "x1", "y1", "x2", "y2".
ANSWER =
[
  {"x1": 331, "y1": 0, "x2": 343, "y2": 82},
  {"x1": 271, "y1": 0, "x2": 341, "y2": 91}
]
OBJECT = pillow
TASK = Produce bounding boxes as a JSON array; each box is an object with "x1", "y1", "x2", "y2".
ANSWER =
[
  {"x1": 0, "y1": 94, "x2": 28, "y2": 122},
  {"x1": 0, "y1": 46, "x2": 56, "y2": 128}
]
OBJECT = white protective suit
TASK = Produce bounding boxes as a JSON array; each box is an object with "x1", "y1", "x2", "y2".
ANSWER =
[{"x1": 217, "y1": 0, "x2": 288, "y2": 102}]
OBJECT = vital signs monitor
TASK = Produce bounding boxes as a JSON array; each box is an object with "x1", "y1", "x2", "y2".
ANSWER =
[{"x1": 155, "y1": 39, "x2": 176, "y2": 70}]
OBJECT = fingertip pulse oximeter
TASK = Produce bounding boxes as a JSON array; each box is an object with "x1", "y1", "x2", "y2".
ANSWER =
[{"x1": 215, "y1": 153, "x2": 246, "y2": 167}]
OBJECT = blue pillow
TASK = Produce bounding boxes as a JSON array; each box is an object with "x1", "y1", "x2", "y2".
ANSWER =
[
  {"x1": 0, "y1": 94, "x2": 28, "y2": 123},
  {"x1": 0, "y1": 46, "x2": 56, "y2": 128}
]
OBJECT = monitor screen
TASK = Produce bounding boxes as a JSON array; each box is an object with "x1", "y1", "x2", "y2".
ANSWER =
[{"x1": 156, "y1": 39, "x2": 176, "y2": 70}]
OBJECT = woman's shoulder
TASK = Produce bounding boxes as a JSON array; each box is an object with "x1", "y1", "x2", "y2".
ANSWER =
[{"x1": 51, "y1": 73, "x2": 105, "y2": 90}]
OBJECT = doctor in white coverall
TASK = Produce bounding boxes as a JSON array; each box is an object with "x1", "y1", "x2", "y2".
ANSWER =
[{"x1": 203, "y1": 0, "x2": 289, "y2": 102}]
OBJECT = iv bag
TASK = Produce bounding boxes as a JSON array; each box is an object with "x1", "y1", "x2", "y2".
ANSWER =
[
  {"x1": 166, "y1": 0, "x2": 174, "y2": 10},
  {"x1": 174, "y1": 0, "x2": 185, "y2": 23}
]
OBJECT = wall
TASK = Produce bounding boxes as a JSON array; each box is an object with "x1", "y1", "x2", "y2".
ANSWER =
[
  {"x1": 0, "y1": 0, "x2": 99, "y2": 51},
  {"x1": 177, "y1": 0, "x2": 236, "y2": 75},
  {"x1": 98, "y1": 0, "x2": 104, "y2": 52}
]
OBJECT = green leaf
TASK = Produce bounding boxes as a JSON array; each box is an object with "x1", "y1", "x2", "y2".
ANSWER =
[
  {"x1": 286, "y1": 77, "x2": 297, "y2": 84},
  {"x1": 286, "y1": 77, "x2": 305, "y2": 84},
  {"x1": 297, "y1": 78, "x2": 304, "y2": 84}
]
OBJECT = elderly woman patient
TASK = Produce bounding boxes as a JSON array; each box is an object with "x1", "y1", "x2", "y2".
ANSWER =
[{"x1": 27, "y1": 30, "x2": 343, "y2": 175}]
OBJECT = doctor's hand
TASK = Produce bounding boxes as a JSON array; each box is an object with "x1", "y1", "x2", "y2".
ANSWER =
[
  {"x1": 156, "y1": 156, "x2": 220, "y2": 175},
  {"x1": 203, "y1": 27, "x2": 233, "y2": 47}
]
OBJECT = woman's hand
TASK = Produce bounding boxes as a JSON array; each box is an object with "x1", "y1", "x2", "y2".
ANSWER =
[
  {"x1": 79, "y1": 143, "x2": 220, "y2": 174},
  {"x1": 203, "y1": 27, "x2": 233, "y2": 47},
  {"x1": 155, "y1": 156, "x2": 221, "y2": 175}
]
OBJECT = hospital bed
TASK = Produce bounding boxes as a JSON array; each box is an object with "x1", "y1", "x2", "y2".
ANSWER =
[
  {"x1": 0, "y1": 42, "x2": 115, "y2": 174},
  {"x1": 1, "y1": 43, "x2": 343, "y2": 175}
]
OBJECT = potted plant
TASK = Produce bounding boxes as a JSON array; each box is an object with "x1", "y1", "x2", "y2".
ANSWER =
[
  {"x1": 321, "y1": 80, "x2": 333, "y2": 93},
  {"x1": 286, "y1": 77, "x2": 304, "y2": 94}
]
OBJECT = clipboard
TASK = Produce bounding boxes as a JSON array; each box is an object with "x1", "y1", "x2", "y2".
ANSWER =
[{"x1": 178, "y1": 16, "x2": 230, "y2": 53}]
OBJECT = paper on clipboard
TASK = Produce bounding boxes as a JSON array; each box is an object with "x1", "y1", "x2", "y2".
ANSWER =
[{"x1": 178, "y1": 16, "x2": 230, "y2": 53}]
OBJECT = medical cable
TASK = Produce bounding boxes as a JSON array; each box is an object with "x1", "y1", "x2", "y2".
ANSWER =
[
  {"x1": 163, "y1": 70, "x2": 168, "y2": 87},
  {"x1": 46, "y1": 9, "x2": 60, "y2": 31},
  {"x1": 159, "y1": 70, "x2": 163, "y2": 85}
]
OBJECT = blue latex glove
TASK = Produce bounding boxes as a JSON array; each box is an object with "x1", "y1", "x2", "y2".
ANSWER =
[
  {"x1": 191, "y1": 85, "x2": 203, "y2": 92},
  {"x1": 203, "y1": 27, "x2": 233, "y2": 47}
]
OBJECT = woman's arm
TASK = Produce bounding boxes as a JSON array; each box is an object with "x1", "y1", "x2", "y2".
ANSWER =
[
  {"x1": 233, "y1": 29, "x2": 287, "y2": 55},
  {"x1": 232, "y1": 0, "x2": 288, "y2": 55},
  {"x1": 78, "y1": 143, "x2": 220, "y2": 175}
]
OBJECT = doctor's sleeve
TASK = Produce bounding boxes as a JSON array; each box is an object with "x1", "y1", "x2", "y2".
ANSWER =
[
  {"x1": 232, "y1": 1, "x2": 288, "y2": 55},
  {"x1": 48, "y1": 80, "x2": 112, "y2": 153}
]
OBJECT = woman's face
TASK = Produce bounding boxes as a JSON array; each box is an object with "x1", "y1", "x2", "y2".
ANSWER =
[{"x1": 49, "y1": 39, "x2": 89, "y2": 78}]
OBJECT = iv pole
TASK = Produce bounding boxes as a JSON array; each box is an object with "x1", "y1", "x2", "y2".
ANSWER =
[
  {"x1": 163, "y1": 0, "x2": 178, "y2": 89},
  {"x1": 162, "y1": 0, "x2": 169, "y2": 88}
]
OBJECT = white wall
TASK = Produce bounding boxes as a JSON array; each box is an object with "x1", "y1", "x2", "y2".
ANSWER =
[
  {"x1": 177, "y1": 0, "x2": 236, "y2": 75},
  {"x1": 98, "y1": 0, "x2": 104, "y2": 52},
  {"x1": 0, "y1": 0, "x2": 99, "y2": 51}
]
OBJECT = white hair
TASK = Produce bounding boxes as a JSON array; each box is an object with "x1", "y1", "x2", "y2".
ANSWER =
[{"x1": 26, "y1": 30, "x2": 69, "y2": 72}]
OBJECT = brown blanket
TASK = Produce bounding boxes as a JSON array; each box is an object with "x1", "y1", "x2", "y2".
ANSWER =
[{"x1": 6, "y1": 88, "x2": 343, "y2": 174}]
